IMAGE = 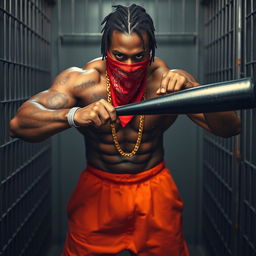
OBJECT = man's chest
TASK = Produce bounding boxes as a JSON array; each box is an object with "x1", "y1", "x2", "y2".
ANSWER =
[
  {"x1": 75, "y1": 74, "x2": 159, "y2": 105},
  {"x1": 75, "y1": 77, "x2": 177, "y2": 135}
]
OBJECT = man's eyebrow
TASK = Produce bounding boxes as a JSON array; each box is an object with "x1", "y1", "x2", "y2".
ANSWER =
[
  {"x1": 112, "y1": 50, "x2": 146, "y2": 57},
  {"x1": 133, "y1": 51, "x2": 146, "y2": 56},
  {"x1": 112, "y1": 50, "x2": 126, "y2": 56}
]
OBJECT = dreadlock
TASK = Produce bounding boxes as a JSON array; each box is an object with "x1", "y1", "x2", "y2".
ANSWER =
[{"x1": 101, "y1": 4, "x2": 157, "y2": 63}]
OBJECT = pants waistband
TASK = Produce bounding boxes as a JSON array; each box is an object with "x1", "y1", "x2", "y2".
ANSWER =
[{"x1": 85, "y1": 161, "x2": 166, "y2": 185}]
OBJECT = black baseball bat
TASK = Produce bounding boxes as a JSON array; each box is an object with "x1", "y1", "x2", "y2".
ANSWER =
[{"x1": 115, "y1": 78, "x2": 256, "y2": 115}]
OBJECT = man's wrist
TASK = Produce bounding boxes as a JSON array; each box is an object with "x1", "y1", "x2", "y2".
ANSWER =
[{"x1": 67, "y1": 107, "x2": 80, "y2": 127}]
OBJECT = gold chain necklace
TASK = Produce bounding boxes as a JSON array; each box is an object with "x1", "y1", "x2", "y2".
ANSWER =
[{"x1": 106, "y1": 72, "x2": 144, "y2": 157}]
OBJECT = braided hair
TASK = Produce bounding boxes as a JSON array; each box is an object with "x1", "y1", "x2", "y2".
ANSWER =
[{"x1": 101, "y1": 4, "x2": 157, "y2": 62}]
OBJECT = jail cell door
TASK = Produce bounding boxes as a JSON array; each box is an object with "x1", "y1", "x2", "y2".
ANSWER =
[
  {"x1": 202, "y1": 0, "x2": 256, "y2": 256},
  {"x1": 238, "y1": 0, "x2": 256, "y2": 255},
  {"x1": 0, "y1": 0, "x2": 53, "y2": 255}
]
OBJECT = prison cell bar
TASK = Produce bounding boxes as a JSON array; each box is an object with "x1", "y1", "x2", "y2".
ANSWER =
[{"x1": 0, "y1": 0, "x2": 52, "y2": 255}]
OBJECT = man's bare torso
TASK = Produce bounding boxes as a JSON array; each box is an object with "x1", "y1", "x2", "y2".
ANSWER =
[
  {"x1": 9, "y1": 55, "x2": 240, "y2": 173},
  {"x1": 72, "y1": 57, "x2": 178, "y2": 173}
]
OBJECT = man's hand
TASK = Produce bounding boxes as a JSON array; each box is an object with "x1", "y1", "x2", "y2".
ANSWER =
[
  {"x1": 74, "y1": 99, "x2": 117, "y2": 128},
  {"x1": 156, "y1": 69, "x2": 200, "y2": 95}
]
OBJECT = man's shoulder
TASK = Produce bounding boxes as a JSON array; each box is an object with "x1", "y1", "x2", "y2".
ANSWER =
[
  {"x1": 69, "y1": 57, "x2": 106, "y2": 87},
  {"x1": 148, "y1": 57, "x2": 169, "y2": 81},
  {"x1": 149, "y1": 57, "x2": 169, "y2": 72},
  {"x1": 82, "y1": 57, "x2": 106, "y2": 75}
]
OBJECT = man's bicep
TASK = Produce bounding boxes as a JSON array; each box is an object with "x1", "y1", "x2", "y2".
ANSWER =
[
  {"x1": 24, "y1": 66, "x2": 100, "y2": 110},
  {"x1": 27, "y1": 69, "x2": 80, "y2": 109},
  {"x1": 28, "y1": 89, "x2": 76, "y2": 110}
]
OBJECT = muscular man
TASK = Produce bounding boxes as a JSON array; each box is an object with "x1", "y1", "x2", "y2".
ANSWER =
[{"x1": 9, "y1": 4, "x2": 241, "y2": 256}]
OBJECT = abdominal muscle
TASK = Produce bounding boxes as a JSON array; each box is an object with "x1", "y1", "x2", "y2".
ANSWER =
[
  {"x1": 85, "y1": 138, "x2": 164, "y2": 174},
  {"x1": 79, "y1": 114, "x2": 176, "y2": 174}
]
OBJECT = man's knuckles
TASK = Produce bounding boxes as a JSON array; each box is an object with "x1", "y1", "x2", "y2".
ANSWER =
[
  {"x1": 89, "y1": 111, "x2": 97, "y2": 118},
  {"x1": 92, "y1": 105, "x2": 99, "y2": 112},
  {"x1": 158, "y1": 70, "x2": 193, "y2": 94}
]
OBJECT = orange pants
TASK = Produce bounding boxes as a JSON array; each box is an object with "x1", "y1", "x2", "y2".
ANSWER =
[{"x1": 61, "y1": 162, "x2": 189, "y2": 256}]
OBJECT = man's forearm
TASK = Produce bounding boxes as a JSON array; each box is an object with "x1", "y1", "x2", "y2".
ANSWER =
[
  {"x1": 172, "y1": 70, "x2": 241, "y2": 138},
  {"x1": 9, "y1": 101, "x2": 71, "y2": 142},
  {"x1": 204, "y1": 111, "x2": 241, "y2": 138}
]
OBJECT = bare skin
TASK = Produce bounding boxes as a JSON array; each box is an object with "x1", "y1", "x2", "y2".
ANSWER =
[{"x1": 9, "y1": 31, "x2": 241, "y2": 173}]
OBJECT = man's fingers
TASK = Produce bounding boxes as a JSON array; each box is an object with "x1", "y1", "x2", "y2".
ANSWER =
[
  {"x1": 99, "y1": 99, "x2": 117, "y2": 122},
  {"x1": 173, "y1": 76, "x2": 186, "y2": 91},
  {"x1": 157, "y1": 70, "x2": 199, "y2": 95},
  {"x1": 95, "y1": 103, "x2": 111, "y2": 125},
  {"x1": 89, "y1": 111, "x2": 102, "y2": 127},
  {"x1": 74, "y1": 99, "x2": 118, "y2": 127},
  {"x1": 167, "y1": 73, "x2": 178, "y2": 92},
  {"x1": 185, "y1": 81, "x2": 200, "y2": 89},
  {"x1": 157, "y1": 73, "x2": 170, "y2": 94}
]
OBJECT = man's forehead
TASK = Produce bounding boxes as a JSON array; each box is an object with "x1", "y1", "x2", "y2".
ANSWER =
[{"x1": 109, "y1": 30, "x2": 149, "y2": 49}]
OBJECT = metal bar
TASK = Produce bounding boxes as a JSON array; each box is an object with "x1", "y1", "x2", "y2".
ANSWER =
[
  {"x1": 228, "y1": 0, "x2": 231, "y2": 78},
  {"x1": 250, "y1": 0, "x2": 254, "y2": 78},
  {"x1": 0, "y1": 97, "x2": 28, "y2": 104},
  {"x1": 98, "y1": 0, "x2": 103, "y2": 33},
  {"x1": 154, "y1": 0, "x2": 159, "y2": 32},
  {"x1": 3, "y1": 1, "x2": 7, "y2": 104},
  {"x1": 213, "y1": 1, "x2": 216, "y2": 81},
  {"x1": 204, "y1": 136, "x2": 233, "y2": 157},
  {"x1": 24, "y1": 0, "x2": 28, "y2": 70},
  {"x1": 28, "y1": 0, "x2": 50, "y2": 22},
  {"x1": 220, "y1": 2, "x2": 223, "y2": 80},
  {"x1": 225, "y1": 2, "x2": 228, "y2": 80},
  {"x1": 232, "y1": 2, "x2": 242, "y2": 254},
  {"x1": 71, "y1": 0, "x2": 75, "y2": 33},
  {"x1": 28, "y1": 0, "x2": 30, "y2": 68},
  {"x1": 2, "y1": 188, "x2": 50, "y2": 253},
  {"x1": 0, "y1": 58, "x2": 50, "y2": 71},
  {"x1": 20, "y1": 195, "x2": 51, "y2": 256},
  {"x1": 193, "y1": 0, "x2": 202, "y2": 241},
  {"x1": 182, "y1": 0, "x2": 185, "y2": 32},
  {"x1": 8, "y1": 0, "x2": 11, "y2": 103},
  {"x1": 205, "y1": 161, "x2": 232, "y2": 194},
  {"x1": 59, "y1": 32, "x2": 198, "y2": 45},
  {"x1": 8, "y1": 0, "x2": 11, "y2": 62},
  {"x1": 217, "y1": 0, "x2": 219, "y2": 81},
  {"x1": 168, "y1": 0, "x2": 172, "y2": 32},
  {"x1": 1, "y1": 146, "x2": 50, "y2": 186},
  {"x1": 249, "y1": 109, "x2": 253, "y2": 163},
  {"x1": 0, "y1": 7, "x2": 50, "y2": 44},
  {"x1": 60, "y1": 32, "x2": 198, "y2": 37},
  {"x1": 3, "y1": 0, "x2": 6, "y2": 61},
  {"x1": 29, "y1": 0, "x2": 32, "y2": 68},
  {"x1": 21, "y1": 0, "x2": 24, "y2": 100},
  {"x1": 202, "y1": 1, "x2": 244, "y2": 255},
  {"x1": 85, "y1": 0, "x2": 88, "y2": 32},
  {"x1": 58, "y1": 0, "x2": 62, "y2": 36}
]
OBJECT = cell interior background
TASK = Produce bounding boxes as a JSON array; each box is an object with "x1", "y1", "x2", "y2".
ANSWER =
[{"x1": 0, "y1": 0, "x2": 255, "y2": 256}]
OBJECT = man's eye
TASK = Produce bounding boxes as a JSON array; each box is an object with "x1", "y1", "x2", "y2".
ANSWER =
[
  {"x1": 115, "y1": 54, "x2": 124, "y2": 59},
  {"x1": 135, "y1": 55, "x2": 144, "y2": 60}
]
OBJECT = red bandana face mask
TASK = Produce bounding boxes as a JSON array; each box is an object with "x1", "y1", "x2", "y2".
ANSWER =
[{"x1": 106, "y1": 51, "x2": 150, "y2": 127}]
